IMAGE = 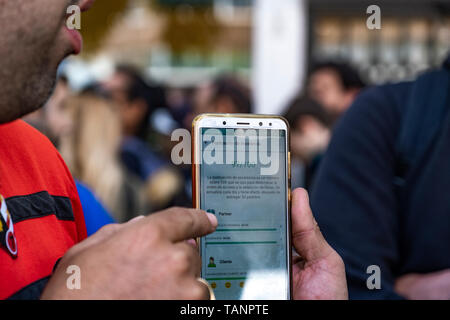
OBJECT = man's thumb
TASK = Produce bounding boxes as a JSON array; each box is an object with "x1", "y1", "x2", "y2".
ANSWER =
[{"x1": 291, "y1": 188, "x2": 333, "y2": 261}]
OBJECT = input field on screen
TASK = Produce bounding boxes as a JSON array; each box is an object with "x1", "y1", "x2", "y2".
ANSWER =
[{"x1": 205, "y1": 228, "x2": 280, "y2": 245}]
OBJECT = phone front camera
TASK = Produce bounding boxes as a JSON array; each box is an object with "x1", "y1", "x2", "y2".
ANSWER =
[
  {"x1": 259, "y1": 122, "x2": 263, "y2": 126},
  {"x1": 223, "y1": 121, "x2": 226, "y2": 125}
]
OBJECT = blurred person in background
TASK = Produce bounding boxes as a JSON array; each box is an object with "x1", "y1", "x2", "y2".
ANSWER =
[
  {"x1": 183, "y1": 74, "x2": 253, "y2": 127},
  {"x1": 24, "y1": 76, "x2": 72, "y2": 144},
  {"x1": 42, "y1": 76, "x2": 73, "y2": 143},
  {"x1": 165, "y1": 86, "x2": 194, "y2": 130},
  {"x1": 209, "y1": 75, "x2": 253, "y2": 114},
  {"x1": 59, "y1": 92, "x2": 148, "y2": 222},
  {"x1": 311, "y1": 54, "x2": 450, "y2": 299},
  {"x1": 284, "y1": 95, "x2": 333, "y2": 190},
  {"x1": 182, "y1": 81, "x2": 215, "y2": 129},
  {"x1": 102, "y1": 65, "x2": 184, "y2": 210},
  {"x1": 178, "y1": 75, "x2": 254, "y2": 203},
  {"x1": 23, "y1": 77, "x2": 115, "y2": 235},
  {"x1": 308, "y1": 61, "x2": 366, "y2": 123}
]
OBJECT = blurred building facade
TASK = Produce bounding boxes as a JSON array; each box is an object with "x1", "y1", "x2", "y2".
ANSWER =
[
  {"x1": 76, "y1": 0, "x2": 252, "y2": 87},
  {"x1": 310, "y1": 0, "x2": 450, "y2": 84},
  {"x1": 69, "y1": 0, "x2": 449, "y2": 96}
]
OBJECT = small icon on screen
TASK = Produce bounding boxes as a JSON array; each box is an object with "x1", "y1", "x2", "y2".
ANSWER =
[{"x1": 208, "y1": 257, "x2": 216, "y2": 268}]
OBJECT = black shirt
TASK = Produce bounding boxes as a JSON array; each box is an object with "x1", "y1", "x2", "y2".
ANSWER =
[{"x1": 311, "y1": 58, "x2": 450, "y2": 299}]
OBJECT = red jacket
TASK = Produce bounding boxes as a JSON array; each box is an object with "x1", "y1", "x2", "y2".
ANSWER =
[{"x1": 0, "y1": 120, "x2": 87, "y2": 299}]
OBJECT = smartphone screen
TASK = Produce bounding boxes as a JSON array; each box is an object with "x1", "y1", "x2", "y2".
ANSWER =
[{"x1": 197, "y1": 118, "x2": 290, "y2": 300}]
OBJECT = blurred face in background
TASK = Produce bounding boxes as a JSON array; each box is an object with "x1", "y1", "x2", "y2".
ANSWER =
[
  {"x1": 193, "y1": 82, "x2": 215, "y2": 114},
  {"x1": 0, "y1": 0, "x2": 81, "y2": 124},
  {"x1": 208, "y1": 76, "x2": 252, "y2": 114},
  {"x1": 103, "y1": 72, "x2": 148, "y2": 137},
  {"x1": 45, "y1": 79, "x2": 73, "y2": 141},
  {"x1": 291, "y1": 115, "x2": 330, "y2": 163},
  {"x1": 308, "y1": 68, "x2": 357, "y2": 116},
  {"x1": 284, "y1": 96, "x2": 332, "y2": 164},
  {"x1": 181, "y1": 82, "x2": 214, "y2": 129},
  {"x1": 212, "y1": 95, "x2": 239, "y2": 114}
]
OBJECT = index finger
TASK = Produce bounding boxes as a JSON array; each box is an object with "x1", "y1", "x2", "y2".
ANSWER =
[{"x1": 149, "y1": 207, "x2": 218, "y2": 243}]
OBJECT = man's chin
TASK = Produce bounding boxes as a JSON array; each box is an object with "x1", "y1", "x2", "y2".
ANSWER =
[
  {"x1": 0, "y1": 71, "x2": 57, "y2": 125},
  {"x1": 0, "y1": 102, "x2": 49, "y2": 125}
]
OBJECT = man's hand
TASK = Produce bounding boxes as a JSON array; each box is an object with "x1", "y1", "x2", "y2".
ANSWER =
[
  {"x1": 291, "y1": 188, "x2": 348, "y2": 300},
  {"x1": 41, "y1": 207, "x2": 217, "y2": 300},
  {"x1": 395, "y1": 269, "x2": 450, "y2": 300}
]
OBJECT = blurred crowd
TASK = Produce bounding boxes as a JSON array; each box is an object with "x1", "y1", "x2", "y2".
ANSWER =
[{"x1": 22, "y1": 60, "x2": 364, "y2": 225}]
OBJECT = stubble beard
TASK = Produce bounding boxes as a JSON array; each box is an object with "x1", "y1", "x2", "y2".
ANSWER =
[{"x1": 0, "y1": 1, "x2": 70, "y2": 124}]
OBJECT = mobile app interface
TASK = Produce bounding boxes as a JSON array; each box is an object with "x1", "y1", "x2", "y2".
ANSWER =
[{"x1": 200, "y1": 127, "x2": 288, "y2": 300}]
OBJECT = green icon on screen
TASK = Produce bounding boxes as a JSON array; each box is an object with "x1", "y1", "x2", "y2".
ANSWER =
[{"x1": 208, "y1": 257, "x2": 216, "y2": 268}]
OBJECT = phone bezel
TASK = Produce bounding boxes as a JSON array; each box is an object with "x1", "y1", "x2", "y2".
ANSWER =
[{"x1": 192, "y1": 113, "x2": 292, "y2": 300}]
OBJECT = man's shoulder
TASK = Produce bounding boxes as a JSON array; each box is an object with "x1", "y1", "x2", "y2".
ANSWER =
[
  {"x1": 0, "y1": 119, "x2": 56, "y2": 151},
  {"x1": 331, "y1": 81, "x2": 414, "y2": 148},
  {"x1": 347, "y1": 81, "x2": 413, "y2": 123},
  {"x1": 0, "y1": 120, "x2": 87, "y2": 300},
  {"x1": 0, "y1": 120, "x2": 75, "y2": 198}
]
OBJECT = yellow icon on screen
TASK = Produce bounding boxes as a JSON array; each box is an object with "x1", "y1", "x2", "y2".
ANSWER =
[
  {"x1": 239, "y1": 282, "x2": 244, "y2": 288},
  {"x1": 211, "y1": 282, "x2": 217, "y2": 289},
  {"x1": 225, "y1": 282, "x2": 231, "y2": 288}
]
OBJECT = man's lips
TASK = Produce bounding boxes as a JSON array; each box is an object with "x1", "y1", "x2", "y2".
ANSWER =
[{"x1": 65, "y1": 27, "x2": 83, "y2": 55}]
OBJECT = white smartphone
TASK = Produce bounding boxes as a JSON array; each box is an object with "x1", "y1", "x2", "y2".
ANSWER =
[{"x1": 192, "y1": 114, "x2": 291, "y2": 300}]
